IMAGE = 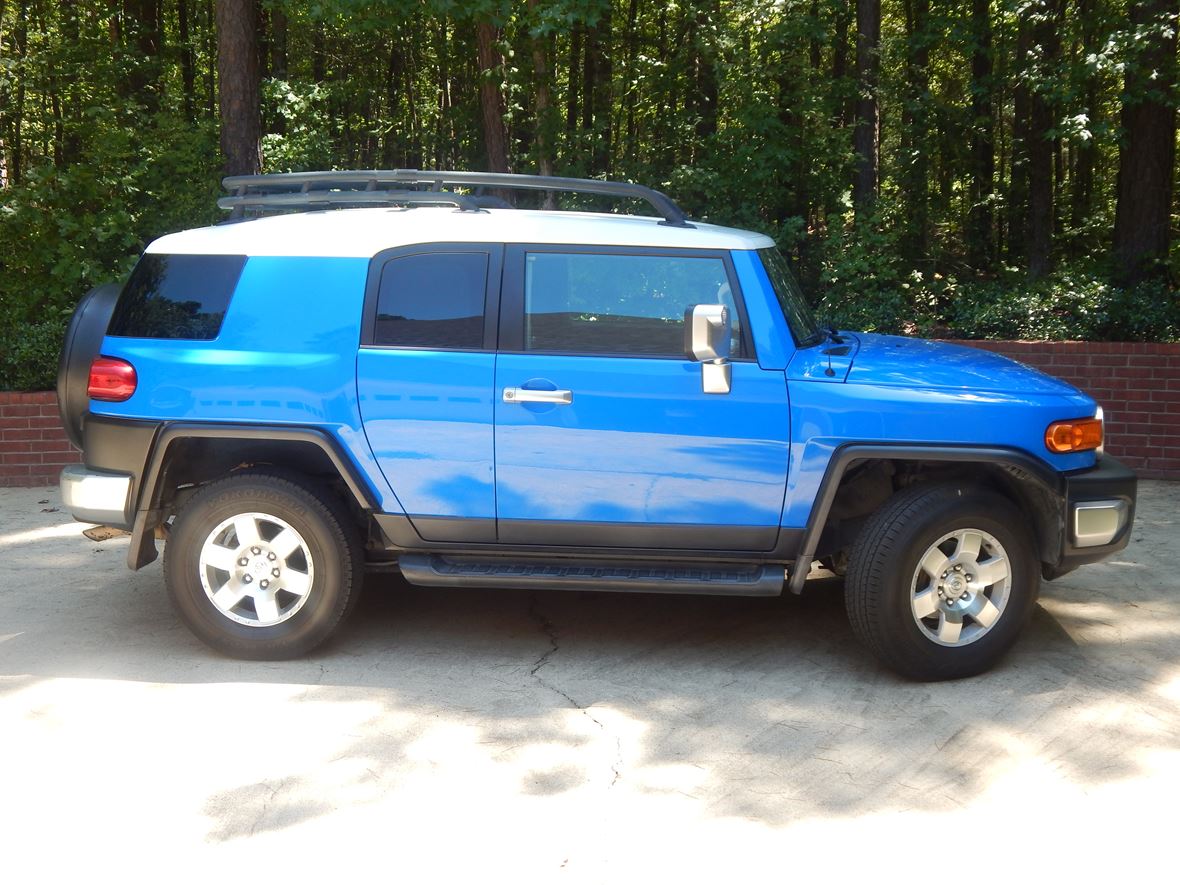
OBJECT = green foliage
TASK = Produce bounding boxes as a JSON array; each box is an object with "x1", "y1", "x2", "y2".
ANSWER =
[
  {"x1": 0, "y1": 0, "x2": 1177, "y2": 390},
  {"x1": 0, "y1": 310, "x2": 69, "y2": 392},
  {"x1": 813, "y1": 253, "x2": 1180, "y2": 342},
  {"x1": 942, "y1": 264, "x2": 1180, "y2": 342},
  {"x1": 261, "y1": 80, "x2": 336, "y2": 171}
]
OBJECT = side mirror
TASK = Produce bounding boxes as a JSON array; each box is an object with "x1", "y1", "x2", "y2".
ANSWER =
[
  {"x1": 685, "y1": 303, "x2": 731, "y2": 361},
  {"x1": 684, "y1": 304, "x2": 732, "y2": 394}
]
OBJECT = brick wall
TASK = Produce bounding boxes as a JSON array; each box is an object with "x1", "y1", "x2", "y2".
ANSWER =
[
  {"x1": 948, "y1": 341, "x2": 1179, "y2": 480},
  {"x1": 1, "y1": 341, "x2": 1177, "y2": 487},
  {"x1": 0, "y1": 392, "x2": 80, "y2": 487}
]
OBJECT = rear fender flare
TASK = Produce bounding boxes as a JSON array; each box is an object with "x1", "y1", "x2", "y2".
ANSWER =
[{"x1": 127, "y1": 423, "x2": 380, "y2": 570}]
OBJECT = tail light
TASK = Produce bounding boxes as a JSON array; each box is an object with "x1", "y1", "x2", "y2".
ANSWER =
[
  {"x1": 87, "y1": 356, "x2": 137, "y2": 402},
  {"x1": 1045, "y1": 415, "x2": 1103, "y2": 454}
]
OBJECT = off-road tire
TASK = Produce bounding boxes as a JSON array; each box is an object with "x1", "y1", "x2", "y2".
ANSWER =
[
  {"x1": 164, "y1": 470, "x2": 362, "y2": 659},
  {"x1": 845, "y1": 482, "x2": 1039, "y2": 681}
]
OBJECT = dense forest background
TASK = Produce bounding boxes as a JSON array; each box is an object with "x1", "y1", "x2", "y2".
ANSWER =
[{"x1": 1, "y1": 0, "x2": 1178, "y2": 388}]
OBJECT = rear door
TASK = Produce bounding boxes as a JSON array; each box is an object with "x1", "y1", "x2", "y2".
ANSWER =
[
  {"x1": 493, "y1": 245, "x2": 791, "y2": 550},
  {"x1": 356, "y1": 243, "x2": 502, "y2": 542}
]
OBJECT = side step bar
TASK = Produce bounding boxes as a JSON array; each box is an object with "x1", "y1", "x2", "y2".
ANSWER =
[{"x1": 398, "y1": 554, "x2": 786, "y2": 597}]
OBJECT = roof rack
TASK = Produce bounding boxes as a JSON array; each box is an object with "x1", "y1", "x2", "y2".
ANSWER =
[{"x1": 219, "y1": 169, "x2": 693, "y2": 228}]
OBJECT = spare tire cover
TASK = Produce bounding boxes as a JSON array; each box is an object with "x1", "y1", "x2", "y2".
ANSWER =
[{"x1": 56, "y1": 283, "x2": 122, "y2": 450}]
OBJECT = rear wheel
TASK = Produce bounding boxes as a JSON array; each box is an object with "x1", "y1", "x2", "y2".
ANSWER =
[
  {"x1": 164, "y1": 471, "x2": 362, "y2": 659},
  {"x1": 845, "y1": 483, "x2": 1039, "y2": 680}
]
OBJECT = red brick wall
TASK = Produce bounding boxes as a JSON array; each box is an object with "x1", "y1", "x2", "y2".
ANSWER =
[
  {"x1": 0, "y1": 392, "x2": 80, "y2": 487},
  {"x1": 948, "y1": 341, "x2": 1179, "y2": 480},
  {"x1": 2, "y1": 342, "x2": 1177, "y2": 487}
]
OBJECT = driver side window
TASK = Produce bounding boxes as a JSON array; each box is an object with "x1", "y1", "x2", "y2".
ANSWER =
[{"x1": 522, "y1": 251, "x2": 743, "y2": 357}]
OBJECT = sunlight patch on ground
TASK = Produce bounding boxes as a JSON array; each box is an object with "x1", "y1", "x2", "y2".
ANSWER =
[{"x1": 0, "y1": 520, "x2": 90, "y2": 548}]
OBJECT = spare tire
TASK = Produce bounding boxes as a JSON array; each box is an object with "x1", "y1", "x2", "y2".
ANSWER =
[{"x1": 56, "y1": 283, "x2": 122, "y2": 450}]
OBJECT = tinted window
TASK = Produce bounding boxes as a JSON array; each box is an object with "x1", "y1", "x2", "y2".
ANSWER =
[
  {"x1": 107, "y1": 253, "x2": 245, "y2": 340},
  {"x1": 523, "y1": 252, "x2": 740, "y2": 356},
  {"x1": 759, "y1": 247, "x2": 820, "y2": 345},
  {"x1": 374, "y1": 252, "x2": 488, "y2": 348}
]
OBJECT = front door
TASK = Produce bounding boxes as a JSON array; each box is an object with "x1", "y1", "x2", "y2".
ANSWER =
[{"x1": 493, "y1": 246, "x2": 791, "y2": 550}]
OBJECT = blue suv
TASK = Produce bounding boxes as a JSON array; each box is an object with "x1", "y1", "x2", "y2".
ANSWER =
[{"x1": 57, "y1": 171, "x2": 1136, "y2": 680}]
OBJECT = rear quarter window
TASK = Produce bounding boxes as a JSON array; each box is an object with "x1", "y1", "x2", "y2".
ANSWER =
[{"x1": 107, "y1": 253, "x2": 246, "y2": 340}]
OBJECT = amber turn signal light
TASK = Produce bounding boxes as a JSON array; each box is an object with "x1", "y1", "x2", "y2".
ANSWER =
[{"x1": 1045, "y1": 417, "x2": 1103, "y2": 454}]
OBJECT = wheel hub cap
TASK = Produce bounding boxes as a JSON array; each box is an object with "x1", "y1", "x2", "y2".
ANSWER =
[
  {"x1": 198, "y1": 512, "x2": 315, "y2": 627},
  {"x1": 911, "y1": 528, "x2": 1012, "y2": 647}
]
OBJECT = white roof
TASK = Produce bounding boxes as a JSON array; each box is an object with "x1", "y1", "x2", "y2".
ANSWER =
[{"x1": 145, "y1": 207, "x2": 776, "y2": 258}]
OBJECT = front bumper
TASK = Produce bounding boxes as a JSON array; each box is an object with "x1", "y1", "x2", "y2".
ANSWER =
[
  {"x1": 60, "y1": 464, "x2": 134, "y2": 527},
  {"x1": 1046, "y1": 456, "x2": 1137, "y2": 577}
]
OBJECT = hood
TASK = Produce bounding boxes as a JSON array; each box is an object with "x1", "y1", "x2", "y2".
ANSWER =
[{"x1": 842, "y1": 334, "x2": 1082, "y2": 396}]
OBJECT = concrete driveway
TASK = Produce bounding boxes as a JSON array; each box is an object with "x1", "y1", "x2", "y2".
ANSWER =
[{"x1": 1, "y1": 481, "x2": 1177, "y2": 880}]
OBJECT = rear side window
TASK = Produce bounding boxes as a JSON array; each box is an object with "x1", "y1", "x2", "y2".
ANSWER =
[
  {"x1": 374, "y1": 252, "x2": 488, "y2": 349},
  {"x1": 107, "y1": 253, "x2": 246, "y2": 340}
]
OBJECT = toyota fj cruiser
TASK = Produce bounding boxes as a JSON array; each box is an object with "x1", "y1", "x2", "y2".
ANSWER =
[{"x1": 57, "y1": 170, "x2": 1136, "y2": 680}]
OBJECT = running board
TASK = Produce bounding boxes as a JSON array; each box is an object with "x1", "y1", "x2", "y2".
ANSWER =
[{"x1": 397, "y1": 554, "x2": 786, "y2": 597}]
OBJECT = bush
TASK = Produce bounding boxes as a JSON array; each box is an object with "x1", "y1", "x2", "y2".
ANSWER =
[
  {"x1": 0, "y1": 311, "x2": 69, "y2": 392},
  {"x1": 813, "y1": 232, "x2": 1180, "y2": 342}
]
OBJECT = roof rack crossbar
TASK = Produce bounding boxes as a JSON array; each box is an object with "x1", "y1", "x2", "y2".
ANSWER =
[
  {"x1": 217, "y1": 189, "x2": 485, "y2": 215},
  {"x1": 219, "y1": 169, "x2": 693, "y2": 227}
]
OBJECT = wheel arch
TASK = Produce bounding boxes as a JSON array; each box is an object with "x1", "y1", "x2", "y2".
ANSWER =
[
  {"x1": 789, "y1": 444, "x2": 1066, "y2": 595},
  {"x1": 127, "y1": 423, "x2": 380, "y2": 570}
]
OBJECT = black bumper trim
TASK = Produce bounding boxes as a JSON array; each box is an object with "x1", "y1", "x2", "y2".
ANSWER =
[{"x1": 1047, "y1": 456, "x2": 1138, "y2": 576}]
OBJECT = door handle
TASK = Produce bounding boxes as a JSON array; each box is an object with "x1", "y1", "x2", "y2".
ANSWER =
[{"x1": 503, "y1": 387, "x2": 573, "y2": 404}]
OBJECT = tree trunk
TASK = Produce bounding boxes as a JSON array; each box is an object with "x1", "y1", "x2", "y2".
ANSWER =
[
  {"x1": 1113, "y1": 0, "x2": 1178, "y2": 282},
  {"x1": 1069, "y1": 0, "x2": 1099, "y2": 236},
  {"x1": 526, "y1": 0, "x2": 556, "y2": 202},
  {"x1": 205, "y1": 0, "x2": 215, "y2": 116},
  {"x1": 435, "y1": 20, "x2": 453, "y2": 168},
  {"x1": 1007, "y1": 22, "x2": 1031, "y2": 263},
  {"x1": 7, "y1": 0, "x2": 28, "y2": 185},
  {"x1": 384, "y1": 37, "x2": 404, "y2": 167},
  {"x1": 312, "y1": 22, "x2": 326, "y2": 82},
  {"x1": 691, "y1": 0, "x2": 718, "y2": 148},
  {"x1": 623, "y1": 0, "x2": 639, "y2": 165},
  {"x1": 178, "y1": 0, "x2": 196, "y2": 120},
  {"x1": 853, "y1": 0, "x2": 881, "y2": 216},
  {"x1": 832, "y1": 3, "x2": 851, "y2": 130},
  {"x1": 900, "y1": 0, "x2": 930, "y2": 260},
  {"x1": 123, "y1": 0, "x2": 162, "y2": 112},
  {"x1": 566, "y1": 25, "x2": 581, "y2": 155},
  {"x1": 476, "y1": 19, "x2": 510, "y2": 174},
  {"x1": 1026, "y1": 0, "x2": 1062, "y2": 279},
  {"x1": 968, "y1": 0, "x2": 995, "y2": 269},
  {"x1": 215, "y1": 0, "x2": 261, "y2": 176},
  {"x1": 270, "y1": 7, "x2": 288, "y2": 79}
]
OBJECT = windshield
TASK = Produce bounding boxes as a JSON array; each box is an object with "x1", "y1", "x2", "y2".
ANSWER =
[{"x1": 758, "y1": 247, "x2": 821, "y2": 346}]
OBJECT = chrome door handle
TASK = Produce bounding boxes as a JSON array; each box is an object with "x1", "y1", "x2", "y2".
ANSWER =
[{"x1": 503, "y1": 387, "x2": 573, "y2": 404}]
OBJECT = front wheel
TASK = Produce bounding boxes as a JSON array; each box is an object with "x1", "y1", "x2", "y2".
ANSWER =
[
  {"x1": 164, "y1": 471, "x2": 362, "y2": 659},
  {"x1": 845, "y1": 483, "x2": 1039, "y2": 680}
]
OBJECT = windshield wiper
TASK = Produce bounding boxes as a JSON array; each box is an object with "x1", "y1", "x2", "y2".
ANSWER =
[{"x1": 801, "y1": 322, "x2": 844, "y2": 348}]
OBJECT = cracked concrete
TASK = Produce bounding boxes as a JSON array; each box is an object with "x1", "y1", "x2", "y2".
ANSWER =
[
  {"x1": 1, "y1": 480, "x2": 1179, "y2": 880},
  {"x1": 528, "y1": 592, "x2": 624, "y2": 788}
]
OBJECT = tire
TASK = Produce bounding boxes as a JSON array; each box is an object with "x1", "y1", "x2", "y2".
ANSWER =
[
  {"x1": 844, "y1": 482, "x2": 1039, "y2": 681},
  {"x1": 164, "y1": 471, "x2": 362, "y2": 660},
  {"x1": 57, "y1": 282, "x2": 122, "y2": 449}
]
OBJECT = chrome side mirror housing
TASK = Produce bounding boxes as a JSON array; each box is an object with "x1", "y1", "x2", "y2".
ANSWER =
[{"x1": 685, "y1": 304, "x2": 732, "y2": 394}]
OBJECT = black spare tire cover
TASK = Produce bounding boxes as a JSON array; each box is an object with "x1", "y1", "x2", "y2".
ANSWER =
[{"x1": 56, "y1": 283, "x2": 122, "y2": 450}]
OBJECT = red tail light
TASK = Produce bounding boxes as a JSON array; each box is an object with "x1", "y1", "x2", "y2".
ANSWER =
[{"x1": 87, "y1": 356, "x2": 137, "y2": 402}]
